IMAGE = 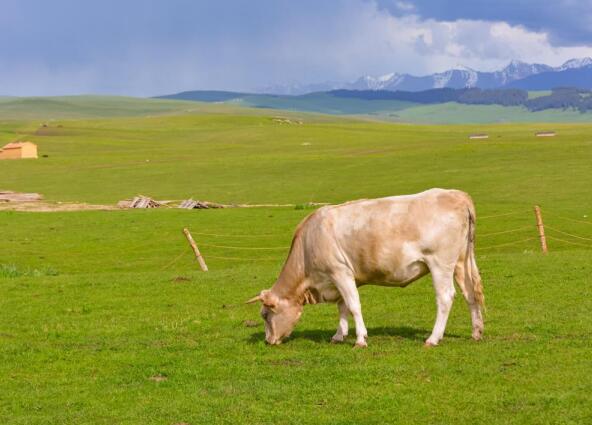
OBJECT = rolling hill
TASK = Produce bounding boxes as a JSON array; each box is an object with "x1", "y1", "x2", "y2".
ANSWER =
[{"x1": 2, "y1": 91, "x2": 592, "y2": 124}]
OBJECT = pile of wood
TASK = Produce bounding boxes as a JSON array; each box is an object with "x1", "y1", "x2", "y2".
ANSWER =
[
  {"x1": 118, "y1": 195, "x2": 162, "y2": 209},
  {"x1": 0, "y1": 191, "x2": 43, "y2": 202},
  {"x1": 179, "y1": 199, "x2": 225, "y2": 209}
]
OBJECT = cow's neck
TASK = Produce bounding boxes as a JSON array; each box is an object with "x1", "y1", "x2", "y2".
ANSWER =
[{"x1": 271, "y1": 235, "x2": 307, "y2": 303}]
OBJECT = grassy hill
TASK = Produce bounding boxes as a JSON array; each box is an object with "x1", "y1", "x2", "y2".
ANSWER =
[
  {"x1": 391, "y1": 102, "x2": 592, "y2": 124},
  {"x1": 0, "y1": 95, "x2": 203, "y2": 119},
  {"x1": 158, "y1": 90, "x2": 592, "y2": 123},
  {"x1": 1, "y1": 109, "x2": 591, "y2": 423},
  {"x1": 3, "y1": 93, "x2": 592, "y2": 123}
]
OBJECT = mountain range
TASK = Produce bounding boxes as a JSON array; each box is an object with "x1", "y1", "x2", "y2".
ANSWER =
[{"x1": 261, "y1": 58, "x2": 592, "y2": 94}]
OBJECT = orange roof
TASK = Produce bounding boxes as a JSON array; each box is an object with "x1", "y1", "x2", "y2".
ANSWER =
[{"x1": 2, "y1": 141, "x2": 36, "y2": 149}]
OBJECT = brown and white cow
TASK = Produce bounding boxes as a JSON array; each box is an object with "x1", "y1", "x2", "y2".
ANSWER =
[{"x1": 247, "y1": 188, "x2": 484, "y2": 347}]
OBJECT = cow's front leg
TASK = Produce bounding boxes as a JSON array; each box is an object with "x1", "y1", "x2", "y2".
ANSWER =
[
  {"x1": 333, "y1": 273, "x2": 368, "y2": 348},
  {"x1": 331, "y1": 300, "x2": 349, "y2": 343}
]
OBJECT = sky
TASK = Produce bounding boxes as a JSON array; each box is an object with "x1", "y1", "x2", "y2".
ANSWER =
[{"x1": 2, "y1": 0, "x2": 592, "y2": 96}]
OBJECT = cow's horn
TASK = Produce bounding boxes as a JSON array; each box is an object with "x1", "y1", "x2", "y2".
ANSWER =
[{"x1": 245, "y1": 295, "x2": 262, "y2": 304}]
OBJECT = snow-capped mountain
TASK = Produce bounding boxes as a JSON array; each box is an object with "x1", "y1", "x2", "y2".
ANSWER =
[
  {"x1": 558, "y1": 57, "x2": 592, "y2": 71},
  {"x1": 347, "y1": 73, "x2": 404, "y2": 90},
  {"x1": 260, "y1": 58, "x2": 592, "y2": 94}
]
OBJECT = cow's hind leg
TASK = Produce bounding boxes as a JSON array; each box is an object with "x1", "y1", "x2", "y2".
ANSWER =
[
  {"x1": 426, "y1": 264, "x2": 456, "y2": 346},
  {"x1": 332, "y1": 272, "x2": 368, "y2": 348},
  {"x1": 454, "y1": 259, "x2": 484, "y2": 340},
  {"x1": 331, "y1": 300, "x2": 349, "y2": 343}
]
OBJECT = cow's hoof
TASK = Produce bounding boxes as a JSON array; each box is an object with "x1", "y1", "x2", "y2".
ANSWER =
[
  {"x1": 472, "y1": 328, "x2": 484, "y2": 341},
  {"x1": 424, "y1": 340, "x2": 438, "y2": 348},
  {"x1": 353, "y1": 341, "x2": 368, "y2": 349},
  {"x1": 331, "y1": 336, "x2": 345, "y2": 344}
]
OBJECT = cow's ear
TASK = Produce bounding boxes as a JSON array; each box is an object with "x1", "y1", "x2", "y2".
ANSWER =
[{"x1": 260, "y1": 290, "x2": 278, "y2": 309}]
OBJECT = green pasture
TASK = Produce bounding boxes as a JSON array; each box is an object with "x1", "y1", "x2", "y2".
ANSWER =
[
  {"x1": 1, "y1": 106, "x2": 592, "y2": 424},
  {"x1": 4, "y1": 95, "x2": 592, "y2": 124}
]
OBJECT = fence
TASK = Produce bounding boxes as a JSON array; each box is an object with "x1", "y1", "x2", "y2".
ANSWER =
[{"x1": 172, "y1": 206, "x2": 592, "y2": 271}]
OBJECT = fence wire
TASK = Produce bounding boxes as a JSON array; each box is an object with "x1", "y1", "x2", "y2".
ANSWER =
[
  {"x1": 477, "y1": 237, "x2": 538, "y2": 251},
  {"x1": 546, "y1": 235, "x2": 592, "y2": 249},
  {"x1": 164, "y1": 206, "x2": 592, "y2": 269},
  {"x1": 479, "y1": 226, "x2": 533, "y2": 238},
  {"x1": 545, "y1": 225, "x2": 592, "y2": 242}
]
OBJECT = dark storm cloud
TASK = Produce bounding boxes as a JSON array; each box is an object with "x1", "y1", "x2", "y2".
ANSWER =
[
  {"x1": 374, "y1": 0, "x2": 592, "y2": 45},
  {"x1": 1, "y1": 0, "x2": 592, "y2": 96}
]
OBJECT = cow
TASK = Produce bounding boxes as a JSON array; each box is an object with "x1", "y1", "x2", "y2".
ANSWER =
[{"x1": 247, "y1": 188, "x2": 484, "y2": 348}]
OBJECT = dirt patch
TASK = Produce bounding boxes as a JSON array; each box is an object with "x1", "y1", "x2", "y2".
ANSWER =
[
  {"x1": 0, "y1": 191, "x2": 42, "y2": 202},
  {"x1": 0, "y1": 190, "x2": 329, "y2": 212},
  {"x1": 171, "y1": 276, "x2": 191, "y2": 283},
  {"x1": 0, "y1": 191, "x2": 115, "y2": 212},
  {"x1": 34, "y1": 127, "x2": 68, "y2": 136},
  {"x1": 0, "y1": 201, "x2": 116, "y2": 212},
  {"x1": 148, "y1": 374, "x2": 168, "y2": 382}
]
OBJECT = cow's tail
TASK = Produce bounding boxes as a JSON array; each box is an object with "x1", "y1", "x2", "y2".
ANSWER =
[{"x1": 466, "y1": 203, "x2": 485, "y2": 310}]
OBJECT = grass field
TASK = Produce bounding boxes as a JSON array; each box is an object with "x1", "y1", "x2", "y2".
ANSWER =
[{"x1": 1, "y1": 104, "x2": 592, "y2": 424}]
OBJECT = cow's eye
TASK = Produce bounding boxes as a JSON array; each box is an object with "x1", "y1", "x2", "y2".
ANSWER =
[{"x1": 261, "y1": 311, "x2": 268, "y2": 320}]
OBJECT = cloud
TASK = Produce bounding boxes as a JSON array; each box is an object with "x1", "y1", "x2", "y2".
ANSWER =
[
  {"x1": 1, "y1": 0, "x2": 592, "y2": 95},
  {"x1": 373, "y1": 0, "x2": 592, "y2": 46}
]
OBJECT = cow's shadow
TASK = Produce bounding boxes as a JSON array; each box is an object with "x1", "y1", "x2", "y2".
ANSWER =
[{"x1": 247, "y1": 325, "x2": 461, "y2": 344}]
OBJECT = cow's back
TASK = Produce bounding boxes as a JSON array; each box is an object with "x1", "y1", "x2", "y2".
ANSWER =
[{"x1": 299, "y1": 189, "x2": 473, "y2": 285}]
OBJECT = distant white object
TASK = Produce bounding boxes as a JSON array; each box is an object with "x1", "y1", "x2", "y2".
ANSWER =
[
  {"x1": 469, "y1": 134, "x2": 489, "y2": 140},
  {"x1": 535, "y1": 131, "x2": 556, "y2": 137},
  {"x1": 301, "y1": 142, "x2": 311, "y2": 146}
]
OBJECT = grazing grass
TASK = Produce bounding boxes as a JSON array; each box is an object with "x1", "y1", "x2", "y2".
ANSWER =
[
  {"x1": 1, "y1": 107, "x2": 591, "y2": 423},
  {"x1": 1, "y1": 111, "x2": 592, "y2": 206}
]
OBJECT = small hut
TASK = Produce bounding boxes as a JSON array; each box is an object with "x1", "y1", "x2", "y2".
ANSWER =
[
  {"x1": 0, "y1": 141, "x2": 38, "y2": 159},
  {"x1": 469, "y1": 134, "x2": 489, "y2": 140}
]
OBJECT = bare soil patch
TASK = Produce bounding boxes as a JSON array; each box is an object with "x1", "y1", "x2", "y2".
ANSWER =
[{"x1": 0, "y1": 200, "x2": 116, "y2": 212}]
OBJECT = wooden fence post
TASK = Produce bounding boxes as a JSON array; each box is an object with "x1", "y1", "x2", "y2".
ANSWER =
[
  {"x1": 183, "y1": 228, "x2": 209, "y2": 271},
  {"x1": 533, "y1": 206, "x2": 548, "y2": 254}
]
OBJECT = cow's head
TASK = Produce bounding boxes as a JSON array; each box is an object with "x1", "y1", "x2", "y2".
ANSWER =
[{"x1": 246, "y1": 289, "x2": 303, "y2": 345}]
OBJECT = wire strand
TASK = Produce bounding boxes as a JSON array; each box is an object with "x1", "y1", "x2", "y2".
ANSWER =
[
  {"x1": 477, "y1": 237, "x2": 537, "y2": 251},
  {"x1": 545, "y1": 225, "x2": 592, "y2": 241},
  {"x1": 479, "y1": 226, "x2": 533, "y2": 237},
  {"x1": 199, "y1": 243, "x2": 289, "y2": 251},
  {"x1": 546, "y1": 235, "x2": 592, "y2": 248},
  {"x1": 205, "y1": 254, "x2": 280, "y2": 261},
  {"x1": 545, "y1": 212, "x2": 592, "y2": 225},
  {"x1": 189, "y1": 231, "x2": 285, "y2": 238},
  {"x1": 161, "y1": 250, "x2": 190, "y2": 270},
  {"x1": 478, "y1": 210, "x2": 527, "y2": 220}
]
